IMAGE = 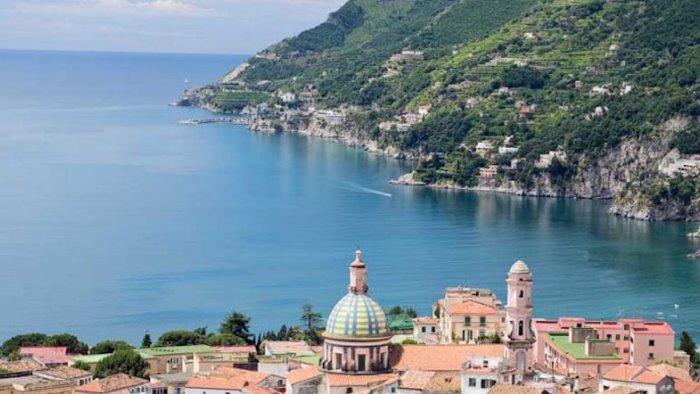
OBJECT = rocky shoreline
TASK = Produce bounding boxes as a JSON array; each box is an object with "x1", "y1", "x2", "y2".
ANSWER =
[{"x1": 176, "y1": 96, "x2": 698, "y2": 222}]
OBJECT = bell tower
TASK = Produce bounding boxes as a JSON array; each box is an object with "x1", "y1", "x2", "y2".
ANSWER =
[
  {"x1": 348, "y1": 249, "x2": 368, "y2": 294},
  {"x1": 505, "y1": 260, "x2": 535, "y2": 381}
]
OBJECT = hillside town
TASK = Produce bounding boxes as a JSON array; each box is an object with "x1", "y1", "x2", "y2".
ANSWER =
[{"x1": 1, "y1": 250, "x2": 696, "y2": 394}]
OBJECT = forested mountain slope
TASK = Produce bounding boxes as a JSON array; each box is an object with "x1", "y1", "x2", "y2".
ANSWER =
[{"x1": 182, "y1": 0, "x2": 700, "y2": 221}]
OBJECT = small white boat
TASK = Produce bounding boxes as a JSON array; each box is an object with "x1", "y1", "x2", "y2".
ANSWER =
[{"x1": 687, "y1": 226, "x2": 700, "y2": 238}]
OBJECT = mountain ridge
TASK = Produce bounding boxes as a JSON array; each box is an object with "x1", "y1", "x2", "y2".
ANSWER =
[{"x1": 180, "y1": 0, "x2": 700, "y2": 221}]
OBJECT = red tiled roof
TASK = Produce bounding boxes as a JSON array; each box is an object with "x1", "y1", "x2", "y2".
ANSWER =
[
  {"x1": 603, "y1": 364, "x2": 666, "y2": 385},
  {"x1": 447, "y1": 301, "x2": 500, "y2": 316},
  {"x1": 35, "y1": 366, "x2": 92, "y2": 380},
  {"x1": 19, "y1": 347, "x2": 70, "y2": 366},
  {"x1": 0, "y1": 359, "x2": 45, "y2": 373},
  {"x1": 391, "y1": 345, "x2": 504, "y2": 372},
  {"x1": 77, "y1": 374, "x2": 147, "y2": 393},
  {"x1": 675, "y1": 381, "x2": 700, "y2": 394},
  {"x1": 326, "y1": 373, "x2": 398, "y2": 387},
  {"x1": 287, "y1": 367, "x2": 323, "y2": 385},
  {"x1": 399, "y1": 370, "x2": 435, "y2": 390},
  {"x1": 648, "y1": 363, "x2": 693, "y2": 382},
  {"x1": 413, "y1": 317, "x2": 439, "y2": 325},
  {"x1": 187, "y1": 376, "x2": 251, "y2": 390},
  {"x1": 214, "y1": 367, "x2": 272, "y2": 384}
]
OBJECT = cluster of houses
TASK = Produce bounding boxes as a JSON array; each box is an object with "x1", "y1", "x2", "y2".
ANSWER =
[{"x1": 2, "y1": 250, "x2": 697, "y2": 394}]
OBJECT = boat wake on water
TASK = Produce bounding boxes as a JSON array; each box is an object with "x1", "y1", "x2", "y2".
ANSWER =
[{"x1": 334, "y1": 181, "x2": 392, "y2": 198}]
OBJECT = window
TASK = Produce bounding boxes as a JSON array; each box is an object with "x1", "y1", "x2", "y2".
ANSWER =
[
  {"x1": 607, "y1": 334, "x2": 612, "y2": 340},
  {"x1": 576, "y1": 323, "x2": 582, "y2": 328},
  {"x1": 479, "y1": 330, "x2": 486, "y2": 339},
  {"x1": 616, "y1": 334, "x2": 621, "y2": 340},
  {"x1": 468, "y1": 378, "x2": 476, "y2": 387},
  {"x1": 346, "y1": 389, "x2": 353, "y2": 394},
  {"x1": 649, "y1": 353, "x2": 655, "y2": 360},
  {"x1": 431, "y1": 327, "x2": 436, "y2": 333},
  {"x1": 422, "y1": 327, "x2": 426, "y2": 333},
  {"x1": 358, "y1": 355, "x2": 367, "y2": 372},
  {"x1": 483, "y1": 360, "x2": 489, "y2": 368},
  {"x1": 465, "y1": 317, "x2": 471, "y2": 325},
  {"x1": 518, "y1": 321, "x2": 524, "y2": 336},
  {"x1": 519, "y1": 290, "x2": 524, "y2": 298},
  {"x1": 649, "y1": 340, "x2": 655, "y2": 346},
  {"x1": 624, "y1": 324, "x2": 630, "y2": 330},
  {"x1": 480, "y1": 317, "x2": 486, "y2": 327}
]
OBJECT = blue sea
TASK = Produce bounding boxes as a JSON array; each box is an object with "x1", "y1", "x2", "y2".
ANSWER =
[{"x1": 0, "y1": 50, "x2": 699, "y2": 345}]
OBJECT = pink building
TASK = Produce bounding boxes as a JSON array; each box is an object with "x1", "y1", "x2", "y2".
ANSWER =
[
  {"x1": 18, "y1": 347, "x2": 70, "y2": 367},
  {"x1": 534, "y1": 318, "x2": 675, "y2": 376}
]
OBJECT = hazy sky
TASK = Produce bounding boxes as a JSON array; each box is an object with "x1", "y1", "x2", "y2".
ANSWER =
[{"x1": 0, "y1": 0, "x2": 348, "y2": 54}]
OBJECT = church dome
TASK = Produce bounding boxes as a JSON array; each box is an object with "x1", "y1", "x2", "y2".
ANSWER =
[
  {"x1": 326, "y1": 293, "x2": 389, "y2": 338},
  {"x1": 509, "y1": 260, "x2": 531, "y2": 274}
]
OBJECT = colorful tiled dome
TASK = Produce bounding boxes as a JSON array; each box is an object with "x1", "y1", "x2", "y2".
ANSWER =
[{"x1": 326, "y1": 293, "x2": 389, "y2": 338}]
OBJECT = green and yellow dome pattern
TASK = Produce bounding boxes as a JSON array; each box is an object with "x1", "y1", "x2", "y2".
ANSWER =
[{"x1": 326, "y1": 293, "x2": 389, "y2": 338}]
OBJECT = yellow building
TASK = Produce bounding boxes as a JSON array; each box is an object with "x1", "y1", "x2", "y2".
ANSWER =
[{"x1": 433, "y1": 287, "x2": 505, "y2": 344}]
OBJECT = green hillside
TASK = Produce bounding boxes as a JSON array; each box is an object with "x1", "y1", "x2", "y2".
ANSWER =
[{"x1": 187, "y1": 0, "x2": 700, "y2": 220}]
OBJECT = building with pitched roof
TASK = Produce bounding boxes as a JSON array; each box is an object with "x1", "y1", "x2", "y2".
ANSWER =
[
  {"x1": 75, "y1": 374, "x2": 148, "y2": 394},
  {"x1": 18, "y1": 348, "x2": 70, "y2": 368},
  {"x1": 432, "y1": 286, "x2": 505, "y2": 344},
  {"x1": 598, "y1": 364, "x2": 674, "y2": 394},
  {"x1": 34, "y1": 366, "x2": 92, "y2": 386}
]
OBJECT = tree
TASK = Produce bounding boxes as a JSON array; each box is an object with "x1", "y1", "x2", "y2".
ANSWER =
[
  {"x1": 300, "y1": 304, "x2": 323, "y2": 332},
  {"x1": 220, "y1": 312, "x2": 253, "y2": 344},
  {"x1": 0, "y1": 333, "x2": 88, "y2": 357},
  {"x1": 141, "y1": 332, "x2": 152, "y2": 349},
  {"x1": 680, "y1": 331, "x2": 698, "y2": 363},
  {"x1": 94, "y1": 349, "x2": 148, "y2": 379},
  {"x1": 193, "y1": 327, "x2": 208, "y2": 336},
  {"x1": 43, "y1": 334, "x2": 89, "y2": 355},
  {"x1": 91, "y1": 341, "x2": 133, "y2": 355},
  {"x1": 205, "y1": 334, "x2": 245, "y2": 346},
  {"x1": 72, "y1": 361, "x2": 92, "y2": 372},
  {"x1": 1, "y1": 333, "x2": 48, "y2": 356},
  {"x1": 155, "y1": 330, "x2": 206, "y2": 347}
]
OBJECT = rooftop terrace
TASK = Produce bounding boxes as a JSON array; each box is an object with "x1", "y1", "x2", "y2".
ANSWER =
[{"x1": 547, "y1": 333, "x2": 621, "y2": 361}]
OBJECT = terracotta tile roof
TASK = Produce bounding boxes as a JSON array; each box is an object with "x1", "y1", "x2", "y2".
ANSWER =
[
  {"x1": 447, "y1": 300, "x2": 500, "y2": 316},
  {"x1": 19, "y1": 347, "x2": 70, "y2": 366},
  {"x1": 213, "y1": 367, "x2": 272, "y2": 384},
  {"x1": 214, "y1": 346, "x2": 257, "y2": 354},
  {"x1": 287, "y1": 367, "x2": 323, "y2": 385},
  {"x1": 425, "y1": 372, "x2": 460, "y2": 393},
  {"x1": 592, "y1": 387, "x2": 637, "y2": 394},
  {"x1": 648, "y1": 363, "x2": 693, "y2": 382},
  {"x1": 0, "y1": 359, "x2": 45, "y2": 373},
  {"x1": 35, "y1": 366, "x2": 92, "y2": 380},
  {"x1": 399, "y1": 370, "x2": 435, "y2": 390},
  {"x1": 242, "y1": 385, "x2": 277, "y2": 394},
  {"x1": 76, "y1": 374, "x2": 147, "y2": 393},
  {"x1": 603, "y1": 364, "x2": 666, "y2": 385},
  {"x1": 603, "y1": 365, "x2": 643, "y2": 382},
  {"x1": 187, "y1": 376, "x2": 251, "y2": 390},
  {"x1": 675, "y1": 380, "x2": 700, "y2": 394},
  {"x1": 326, "y1": 373, "x2": 398, "y2": 387},
  {"x1": 487, "y1": 384, "x2": 543, "y2": 394},
  {"x1": 391, "y1": 345, "x2": 504, "y2": 372}
]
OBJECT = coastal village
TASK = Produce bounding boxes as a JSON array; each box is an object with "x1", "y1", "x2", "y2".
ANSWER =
[{"x1": 1, "y1": 250, "x2": 697, "y2": 394}]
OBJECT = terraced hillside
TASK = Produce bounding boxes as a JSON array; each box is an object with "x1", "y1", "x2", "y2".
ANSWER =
[{"x1": 183, "y1": 0, "x2": 700, "y2": 221}]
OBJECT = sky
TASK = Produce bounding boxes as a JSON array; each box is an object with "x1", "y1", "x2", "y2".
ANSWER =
[{"x1": 0, "y1": 0, "x2": 348, "y2": 54}]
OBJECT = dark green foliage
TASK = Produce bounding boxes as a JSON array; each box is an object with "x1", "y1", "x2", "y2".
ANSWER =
[
  {"x1": 680, "y1": 331, "x2": 698, "y2": 364},
  {"x1": 91, "y1": 341, "x2": 133, "y2": 355},
  {"x1": 140, "y1": 332, "x2": 152, "y2": 348},
  {"x1": 0, "y1": 333, "x2": 88, "y2": 357},
  {"x1": 386, "y1": 306, "x2": 418, "y2": 318},
  {"x1": 220, "y1": 311, "x2": 254, "y2": 345},
  {"x1": 72, "y1": 361, "x2": 92, "y2": 372},
  {"x1": 672, "y1": 125, "x2": 700, "y2": 155},
  {"x1": 500, "y1": 65, "x2": 549, "y2": 89},
  {"x1": 155, "y1": 330, "x2": 207, "y2": 347},
  {"x1": 402, "y1": 110, "x2": 472, "y2": 153},
  {"x1": 94, "y1": 349, "x2": 148, "y2": 379}
]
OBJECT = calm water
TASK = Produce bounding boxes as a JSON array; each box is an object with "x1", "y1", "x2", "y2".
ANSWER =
[{"x1": 1, "y1": 50, "x2": 699, "y2": 345}]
